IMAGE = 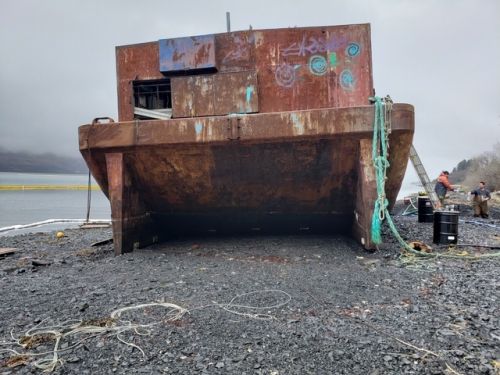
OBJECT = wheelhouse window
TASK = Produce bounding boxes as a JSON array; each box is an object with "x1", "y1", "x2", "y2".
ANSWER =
[{"x1": 133, "y1": 79, "x2": 172, "y2": 119}]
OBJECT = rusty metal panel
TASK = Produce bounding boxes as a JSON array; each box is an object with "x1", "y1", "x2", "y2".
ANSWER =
[
  {"x1": 116, "y1": 42, "x2": 164, "y2": 121},
  {"x1": 215, "y1": 31, "x2": 256, "y2": 72},
  {"x1": 171, "y1": 75, "x2": 215, "y2": 117},
  {"x1": 79, "y1": 103, "x2": 414, "y2": 253},
  {"x1": 172, "y1": 71, "x2": 258, "y2": 117},
  {"x1": 171, "y1": 77, "x2": 192, "y2": 117},
  {"x1": 159, "y1": 35, "x2": 216, "y2": 72},
  {"x1": 80, "y1": 105, "x2": 414, "y2": 211},
  {"x1": 80, "y1": 108, "x2": 412, "y2": 244},
  {"x1": 214, "y1": 71, "x2": 258, "y2": 114},
  {"x1": 80, "y1": 104, "x2": 414, "y2": 149},
  {"x1": 191, "y1": 75, "x2": 215, "y2": 116},
  {"x1": 253, "y1": 24, "x2": 373, "y2": 112},
  {"x1": 117, "y1": 25, "x2": 372, "y2": 122}
]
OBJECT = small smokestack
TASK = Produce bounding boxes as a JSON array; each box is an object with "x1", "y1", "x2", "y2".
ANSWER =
[{"x1": 226, "y1": 12, "x2": 231, "y2": 32}]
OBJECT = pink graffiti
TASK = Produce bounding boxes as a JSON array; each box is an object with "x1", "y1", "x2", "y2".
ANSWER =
[
  {"x1": 280, "y1": 35, "x2": 348, "y2": 57},
  {"x1": 275, "y1": 63, "x2": 296, "y2": 87}
]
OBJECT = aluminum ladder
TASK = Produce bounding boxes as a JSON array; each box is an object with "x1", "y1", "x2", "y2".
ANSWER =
[{"x1": 409, "y1": 145, "x2": 440, "y2": 208}]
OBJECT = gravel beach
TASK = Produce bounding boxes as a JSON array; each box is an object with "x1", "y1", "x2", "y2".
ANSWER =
[{"x1": 1, "y1": 197, "x2": 499, "y2": 374}]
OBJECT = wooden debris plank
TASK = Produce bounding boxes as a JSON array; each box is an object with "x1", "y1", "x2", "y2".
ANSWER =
[{"x1": 0, "y1": 248, "x2": 17, "y2": 257}]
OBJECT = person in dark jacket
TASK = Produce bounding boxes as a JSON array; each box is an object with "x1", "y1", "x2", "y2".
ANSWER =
[
  {"x1": 434, "y1": 171, "x2": 453, "y2": 207},
  {"x1": 470, "y1": 181, "x2": 491, "y2": 218}
]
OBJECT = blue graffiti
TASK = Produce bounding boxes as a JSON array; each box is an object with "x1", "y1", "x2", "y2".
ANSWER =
[
  {"x1": 290, "y1": 113, "x2": 305, "y2": 134},
  {"x1": 195, "y1": 122, "x2": 203, "y2": 135},
  {"x1": 340, "y1": 70, "x2": 355, "y2": 90},
  {"x1": 246, "y1": 85, "x2": 254, "y2": 103},
  {"x1": 309, "y1": 55, "x2": 328, "y2": 76},
  {"x1": 346, "y1": 42, "x2": 360, "y2": 57}
]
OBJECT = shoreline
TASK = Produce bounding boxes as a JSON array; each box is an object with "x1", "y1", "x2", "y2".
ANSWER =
[{"x1": 0, "y1": 184, "x2": 100, "y2": 191}]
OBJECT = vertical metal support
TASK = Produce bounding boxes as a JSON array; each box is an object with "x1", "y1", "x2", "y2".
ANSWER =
[
  {"x1": 352, "y1": 139, "x2": 377, "y2": 251},
  {"x1": 226, "y1": 12, "x2": 231, "y2": 32},
  {"x1": 105, "y1": 152, "x2": 157, "y2": 255},
  {"x1": 226, "y1": 117, "x2": 240, "y2": 140},
  {"x1": 106, "y1": 153, "x2": 129, "y2": 255}
]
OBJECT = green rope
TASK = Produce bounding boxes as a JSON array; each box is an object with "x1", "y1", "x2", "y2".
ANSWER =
[
  {"x1": 369, "y1": 96, "x2": 500, "y2": 260},
  {"x1": 370, "y1": 97, "x2": 390, "y2": 245}
]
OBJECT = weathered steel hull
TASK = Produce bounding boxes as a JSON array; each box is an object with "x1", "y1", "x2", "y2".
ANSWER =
[{"x1": 79, "y1": 104, "x2": 414, "y2": 254}]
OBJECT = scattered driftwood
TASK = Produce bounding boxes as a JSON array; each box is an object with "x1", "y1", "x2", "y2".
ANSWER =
[{"x1": 0, "y1": 248, "x2": 17, "y2": 258}]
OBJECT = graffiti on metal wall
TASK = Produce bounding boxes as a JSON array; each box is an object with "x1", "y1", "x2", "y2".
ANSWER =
[
  {"x1": 329, "y1": 52, "x2": 337, "y2": 67},
  {"x1": 345, "y1": 42, "x2": 360, "y2": 57},
  {"x1": 246, "y1": 85, "x2": 254, "y2": 103},
  {"x1": 275, "y1": 35, "x2": 361, "y2": 90},
  {"x1": 340, "y1": 43, "x2": 360, "y2": 90},
  {"x1": 280, "y1": 35, "x2": 348, "y2": 57},
  {"x1": 222, "y1": 35, "x2": 254, "y2": 64},
  {"x1": 290, "y1": 113, "x2": 305, "y2": 135},
  {"x1": 194, "y1": 122, "x2": 203, "y2": 135},
  {"x1": 275, "y1": 63, "x2": 299, "y2": 87},
  {"x1": 308, "y1": 55, "x2": 328, "y2": 76},
  {"x1": 245, "y1": 85, "x2": 255, "y2": 111},
  {"x1": 340, "y1": 69, "x2": 355, "y2": 90}
]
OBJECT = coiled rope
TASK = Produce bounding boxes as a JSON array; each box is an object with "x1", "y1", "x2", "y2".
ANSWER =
[
  {"x1": 369, "y1": 96, "x2": 500, "y2": 260},
  {"x1": 0, "y1": 290, "x2": 291, "y2": 372}
]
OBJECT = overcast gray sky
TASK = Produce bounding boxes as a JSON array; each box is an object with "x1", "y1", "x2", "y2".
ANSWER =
[{"x1": 1, "y1": 0, "x2": 499, "y2": 182}]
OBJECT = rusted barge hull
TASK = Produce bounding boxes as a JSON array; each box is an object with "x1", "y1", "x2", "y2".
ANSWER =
[
  {"x1": 79, "y1": 104, "x2": 414, "y2": 254},
  {"x1": 78, "y1": 23, "x2": 415, "y2": 254}
]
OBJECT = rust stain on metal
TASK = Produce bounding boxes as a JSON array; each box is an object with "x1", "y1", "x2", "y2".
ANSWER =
[
  {"x1": 214, "y1": 71, "x2": 259, "y2": 115},
  {"x1": 159, "y1": 35, "x2": 216, "y2": 72},
  {"x1": 171, "y1": 71, "x2": 259, "y2": 117},
  {"x1": 216, "y1": 31, "x2": 255, "y2": 72}
]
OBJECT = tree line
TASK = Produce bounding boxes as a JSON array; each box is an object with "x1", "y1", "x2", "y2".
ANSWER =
[{"x1": 449, "y1": 142, "x2": 500, "y2": 191}]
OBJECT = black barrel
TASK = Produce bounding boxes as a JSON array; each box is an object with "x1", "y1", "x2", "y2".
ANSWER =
[
  {"x1": 433, "y1": 211, "x2": 459, "y2": 244},
  {"x1": 418, "y1": 196, "x2": 434, "y2": 223}
]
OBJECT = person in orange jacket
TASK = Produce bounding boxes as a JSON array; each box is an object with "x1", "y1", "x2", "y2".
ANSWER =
[{"x1": 434, "y1": 171, "x2": 453, "y2": 207}]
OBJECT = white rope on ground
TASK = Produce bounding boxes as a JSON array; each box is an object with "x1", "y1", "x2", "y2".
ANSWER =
[
  {"x1": 187, "y1": 289, "x2": 293, "y2": 320},
  {"x1": 0, "y1": 318, "x2": 175, "y2": 371},
  {"x1": 216, "y1": 289, "x2": 292, "y2": 320},
  {"x1": 0, "y1": 219, "x2": 111, "y2": 234},
  {"x1": 0, "y1": 290, "x2": 291, "y2": 372},
  {"x1": 110, "y1": 302, "x2": 188, "y2": 321}
]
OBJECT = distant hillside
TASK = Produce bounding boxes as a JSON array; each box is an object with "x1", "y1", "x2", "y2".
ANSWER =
[
  {"x1": 449, "y1": 143, "x2": 500, "y2": 191},
  {"x1": 0, "y1": 149, "x2": 88, "y2": 174}
]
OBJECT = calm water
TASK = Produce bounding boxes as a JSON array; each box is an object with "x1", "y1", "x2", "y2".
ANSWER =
[{"x1": 0, "y1": 172, "x2": 110, "y2": 234}]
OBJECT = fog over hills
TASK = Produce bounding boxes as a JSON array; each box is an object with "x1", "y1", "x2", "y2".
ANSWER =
[{"x1": 0, "y1": 148, "x2": 87, "y2": 174}]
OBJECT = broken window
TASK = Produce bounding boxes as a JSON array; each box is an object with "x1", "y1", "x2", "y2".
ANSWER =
[{"x1": 133, "y1": 79, "x2": 172, "y2": 119}]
